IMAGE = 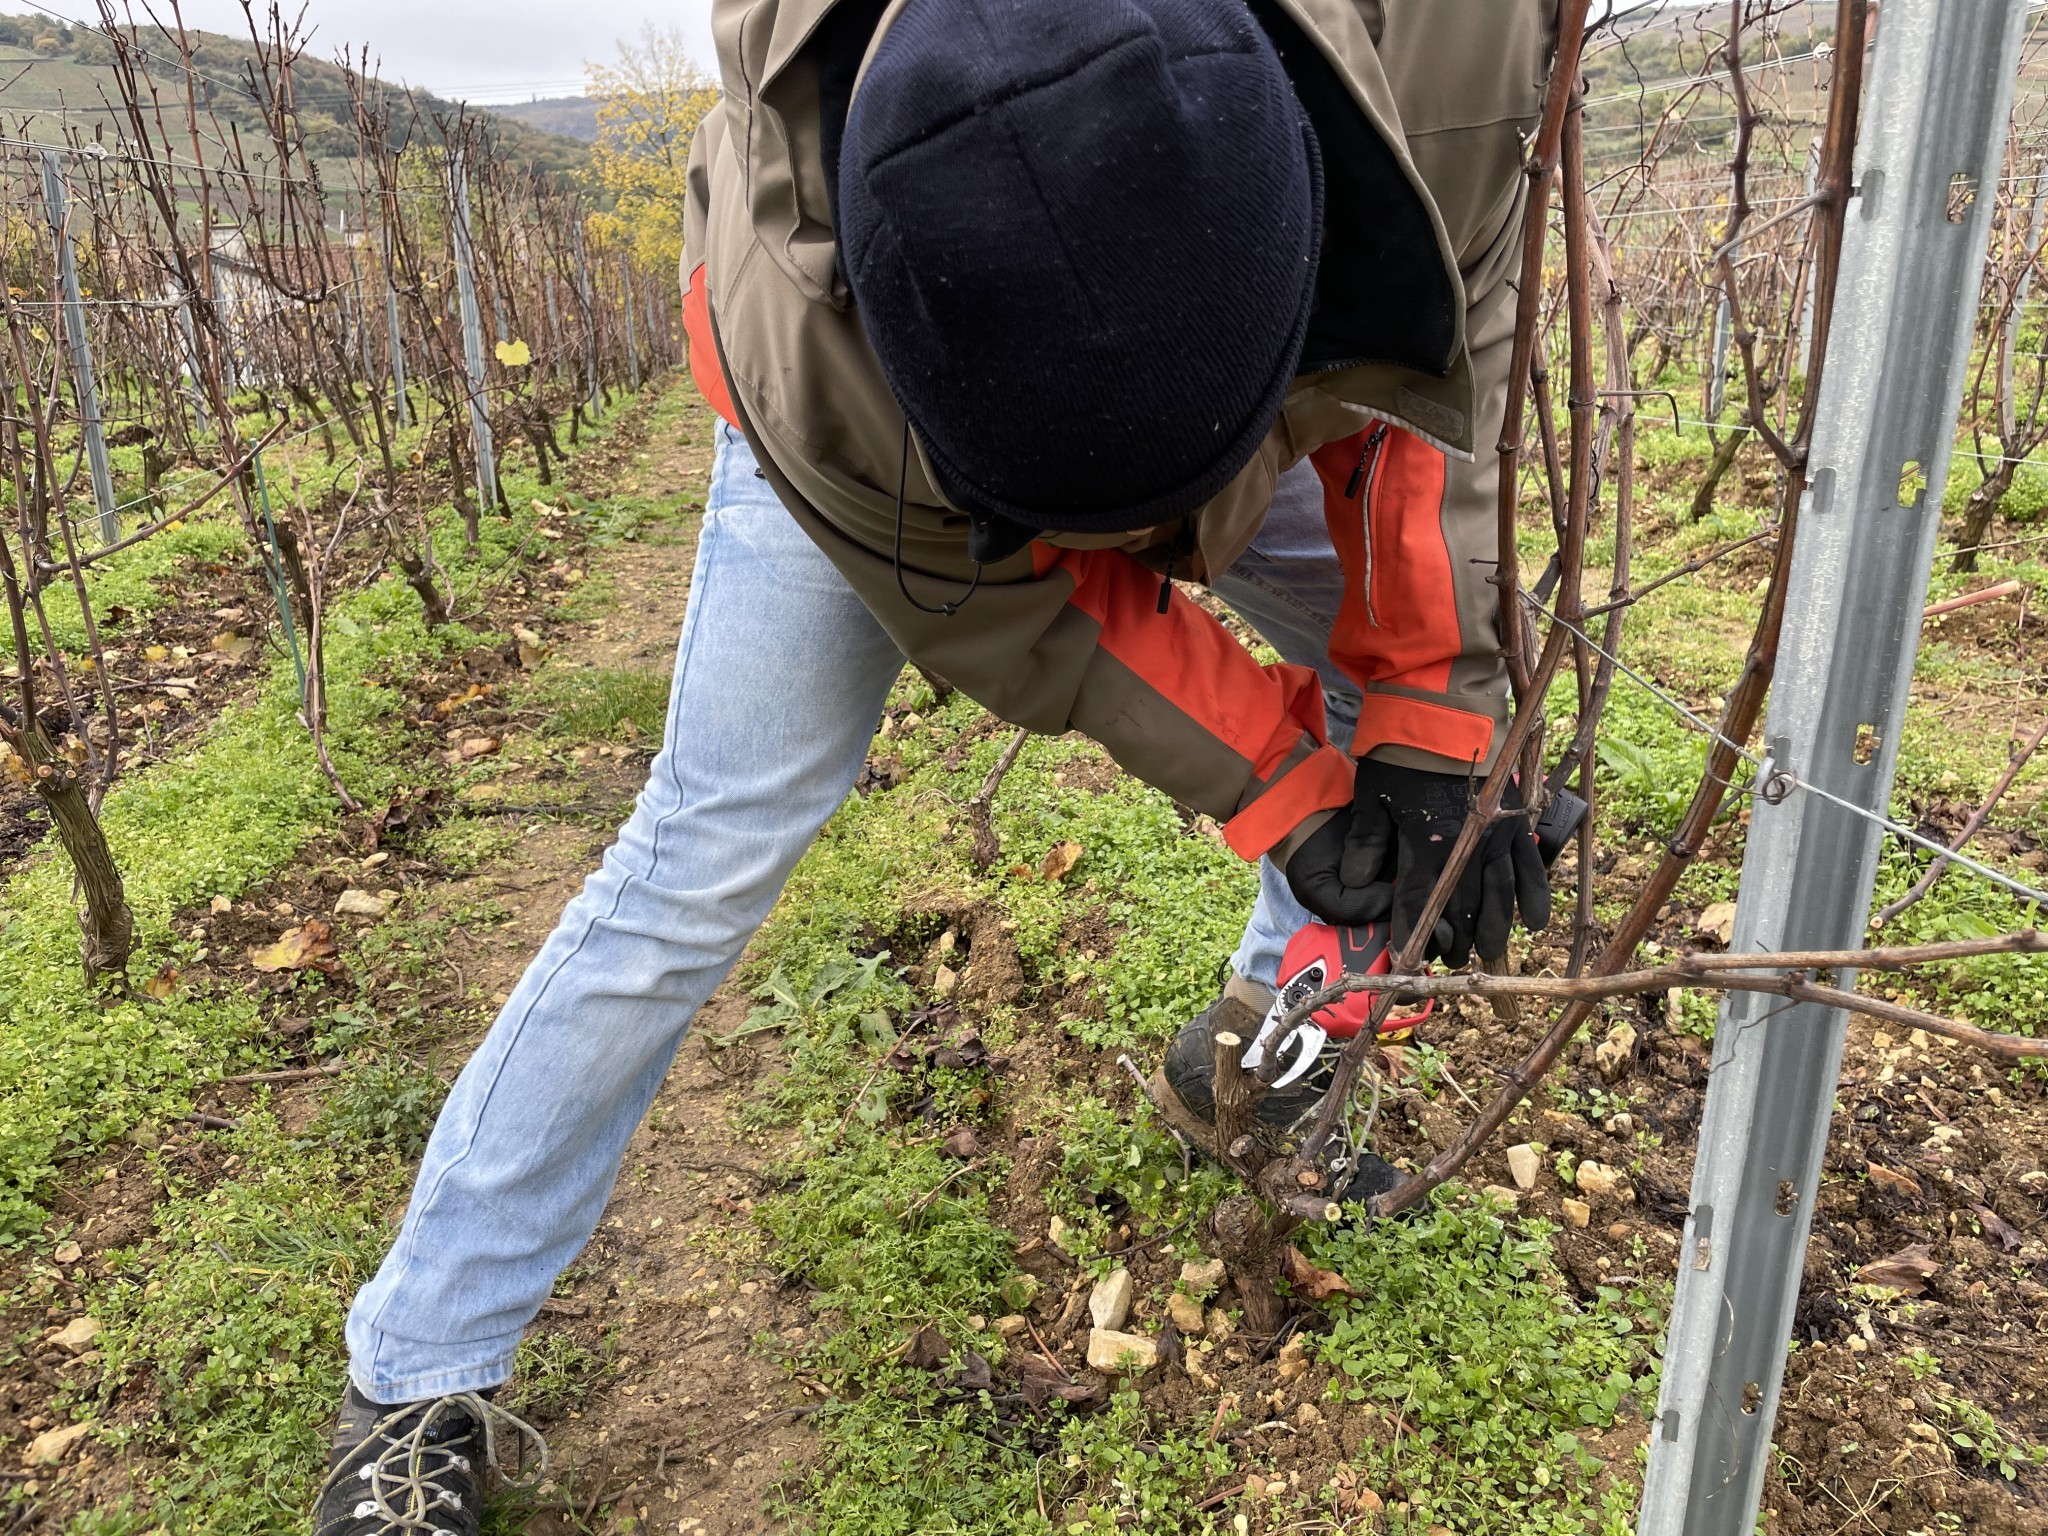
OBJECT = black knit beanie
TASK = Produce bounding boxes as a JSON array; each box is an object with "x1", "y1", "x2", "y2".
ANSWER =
[{"x1": 837, "y1": 0, "x2": 1323, "y2": 560}]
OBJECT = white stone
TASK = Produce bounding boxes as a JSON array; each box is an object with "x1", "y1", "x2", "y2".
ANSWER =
[
  {"x1": 1595, "y1": 1022, "x2": 1637, "y2": 1079},
  {"x1": 334, "y1": 888, "x2": 389, "y2": 918},
  {"x1": 24, "y1": 1422, "x2": 92, "y2": 1464},
  {"x1": 1179, "y1": 1257, "x2": 1227, "y2": 1297},
  {"x1": 48, "y1": 1317, "x2": 99, "y2": 1353},
  {"x1": 1167, "y1": 1292, "x2": 1206, "y2": 1334},
  {"x1": 1276, "y1": 1335, "x2": 1311, "y2": 1382},
  {"x1": 1086, "y1": 1328, "x2": 1157, "y2": 1375},
  {"x1": 1505, "y1": 1143, "x2": 1543, "y2": 1191},
  {"x1": 1561, "y1": 1198, "x2": 1592, "y2": 1229},
  {"x1": 1089, "y1": 1268, "x2": 1134, "y2": 1332},
  {"x1": 1574, "y1": 1161, "x2": 1625, "y2": 1199}
]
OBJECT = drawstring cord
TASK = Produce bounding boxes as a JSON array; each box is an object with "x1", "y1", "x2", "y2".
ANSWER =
[
  {"x1": 892, "y1": 422, "x2": 983, "y2": 616},
  {"x1": 1156, "y1": 516, "x2": 1197, "y2": 614}
]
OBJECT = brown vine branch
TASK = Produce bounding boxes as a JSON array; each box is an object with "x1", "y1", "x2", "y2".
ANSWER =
[
  {"x1": 1870, "y1": 721, "x2": 2048, "y2": 930},
  {"x1": 1258, "y1": 930, "x2": 2048, "y2": 1069}
]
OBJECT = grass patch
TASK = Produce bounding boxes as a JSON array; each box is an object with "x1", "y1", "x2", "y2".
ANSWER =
[{"x1": 539, "y1": 665, "x2": 672, "y2": 747}]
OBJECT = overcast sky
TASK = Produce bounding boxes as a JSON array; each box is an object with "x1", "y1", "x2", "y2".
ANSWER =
[{"x1": 150, "y1": 0, "x2": 716, "y2": 101}]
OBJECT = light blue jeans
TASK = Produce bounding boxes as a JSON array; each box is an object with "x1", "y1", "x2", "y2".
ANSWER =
[{"x1": 345, "y1": 424, "x2": 1360, "y2": 1401}]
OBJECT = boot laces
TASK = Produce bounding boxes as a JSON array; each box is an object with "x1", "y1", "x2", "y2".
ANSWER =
[{"x1": 317, "y1": 1393, "x2": 550, "y2": 1531}]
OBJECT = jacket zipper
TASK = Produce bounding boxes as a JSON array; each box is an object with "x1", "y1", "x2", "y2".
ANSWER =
[{"x1": 1345, "y1": 424, "x2": 1389, "y2": 628}]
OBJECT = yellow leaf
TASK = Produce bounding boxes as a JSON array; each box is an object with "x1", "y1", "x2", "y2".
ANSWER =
[
  {"x1": 494, "y1": 338, "x2": 533, "y2": 368},
  {"x1": 212, "y1": 632, "x2": 254, "y2": 659},
  {"x1": 248, "y1": 920, "x2": 339, "y2": 974},
  {"x1": 144, "y1": 644, "x2": 168, "y2": 662},
  {"x1": 141, "y1": 963, "x2": 179, "y2": 999},
  {"x1": 1037, "y1": 841, "x2": 1083, "y2": 882}
]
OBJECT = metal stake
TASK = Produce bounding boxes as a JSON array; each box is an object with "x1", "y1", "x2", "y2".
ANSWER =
[
  {"x1": 622, "y1": 258, "x2": 641, "y2": 390},
  {"x1": 1637, "y1": 3, "x2": 2027, "y2": 1533},
  {"x1": 448, "y1": 148, "x2": 498, "y2": 514},
  {"x1": 38, "y1": 152, "x2": 118, "y2": 542},
  {"x1": 1706, "y1": 290, "x2": 1732, "y2": 425},
  {"x1": 384, "y1": 255, "x2": 408, "y2": 432},
  {"x1": 573, "y1": 217, "x2": 600, "y2": 413}
]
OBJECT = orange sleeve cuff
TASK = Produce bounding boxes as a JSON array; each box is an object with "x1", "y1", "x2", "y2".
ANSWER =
[
  {"x1": 1222, "y1": 743, "x2": 1356, "y2": 861},
  {"x1": 1351, "y1": 695, "x2": 1496, "y2": 766},
  {"x1": 682, "y1": 262, "x2": 738, "y2": 428}
]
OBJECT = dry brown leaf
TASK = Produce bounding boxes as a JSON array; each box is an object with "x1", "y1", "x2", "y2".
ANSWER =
[
  {"x1": 1281, "y1": 1244, "x2": 1354, "y2": 1302},
  {"x1": 1973, "y1": 1204, "x2": 2024, "y2": 1254},
  {"x1": 1038, "y1": 841, "x2": 1083, "y2": 882},
  {"x1": 141, "y1": 963, "x2": 179, "y2": 1000},
  {"x1": 1854, "y1": 1243, "x2": 1941, "y2": 1295},
  {"x1": 458, "y1": 736, "x2": 500, "y2": 760},
  {"x1": 903, "y1": 1324, "x2": 948, "y2": 1371},
  {"x1": 1697, "y1": 901, "x2": 1738, "y2": 944},
  {"x1": 1005, "y1": 862, "x2": 1035, "y2": 880},
  {"x1": 248, "y1": 920, "x2": 339, "y2": 974},
  {"x1": 1865, "y1": 1162, "x2": 1922, "y2": 1197}
]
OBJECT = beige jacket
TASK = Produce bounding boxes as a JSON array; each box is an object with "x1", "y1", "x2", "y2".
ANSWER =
[{"x1": 683, "y1": 0, "x2": 1553, "y2": 861}]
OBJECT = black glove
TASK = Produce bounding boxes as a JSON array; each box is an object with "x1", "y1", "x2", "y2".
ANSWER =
[{"x1": 1285, "y1": 759, "x2": 1553, "y2": 965}]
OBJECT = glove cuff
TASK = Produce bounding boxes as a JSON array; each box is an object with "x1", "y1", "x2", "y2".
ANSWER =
[{"x1": 1222, "y1": 744, "x2": 1354, "y2": 862}]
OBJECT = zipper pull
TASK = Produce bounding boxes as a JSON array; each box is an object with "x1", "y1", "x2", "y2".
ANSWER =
[{"x1": 1344, "y1": 423, "x2": 1388, "y2": 500}]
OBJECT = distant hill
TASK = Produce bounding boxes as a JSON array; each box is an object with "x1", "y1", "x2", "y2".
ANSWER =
[
  {"x1": 0, "y1": 12, "x2": 592, "y2": 180},
  {"x1": 490, "y1": 95, "x2": 600, "y2": 144}
]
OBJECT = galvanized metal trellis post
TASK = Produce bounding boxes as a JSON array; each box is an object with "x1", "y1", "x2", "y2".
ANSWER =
[
  {"x1": 1706, "y1": 290, "x2": 1732, "y2": 423},
  {"x1": 448, "y1": 148, "x2": 498, "y2": 514},
  {"x1": 1637, "y1": 4, "x2": 2027, "y2": 1534},
  {"x1": 573, "y1": 218, "x2": 601, "y2": 413},
  {"x1": 622, "y1": 259, "x2": 640, "y2": 390},
  {"x1": 38, "y1": 151, "x2": 119, "y2": 541},
  {"x1": 384, "y1": 250, "x2": 408, "y2": 431},
  {"x1": 1998, "y1": 173, "x2": 2048, "y2": 442},
  {"x1": 544, "y1": 271, "x2": 563, "y2": 383}
]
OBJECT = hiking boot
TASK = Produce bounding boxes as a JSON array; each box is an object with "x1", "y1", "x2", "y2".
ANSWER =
[
  {"x1": 312, "y1": 1384, "x2": 545, "y2": 1536},
  {"x1": 1150, "y1": 940, "x2": 1416, "y2": 1204}
]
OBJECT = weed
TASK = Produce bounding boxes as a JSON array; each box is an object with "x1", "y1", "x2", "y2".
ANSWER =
[
  {"x1": 1933, "y1": 1390, "x2": 2047, "y2": 1482},
  {"x1": 1902, "y1": 1347, "x2": 1943, "y2": 1382},
  {"x1": 539, "y1": 665, "x2": 672, "y2": 747},
  {"x1": 1305, "y1": 1191, "x2": 1663, "y2": 1534},
  {"x1": 79, "y1": 1126, "x2": 407, "y2": 1533},
  {"x1": 1048, "y1": 1097, "x2": 1231, "y2": 1268},
  {"x1": 303, "y1": 1056, "x2": 449, "y2": 1160},
  {"x1": 505, "y1": 1329, "x2": 613, "y2": 1420}
]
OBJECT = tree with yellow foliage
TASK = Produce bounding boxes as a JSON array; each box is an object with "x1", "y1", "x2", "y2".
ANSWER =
[{"x1": 586, "y1": 26, "x2": 720, "y2": 272}]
